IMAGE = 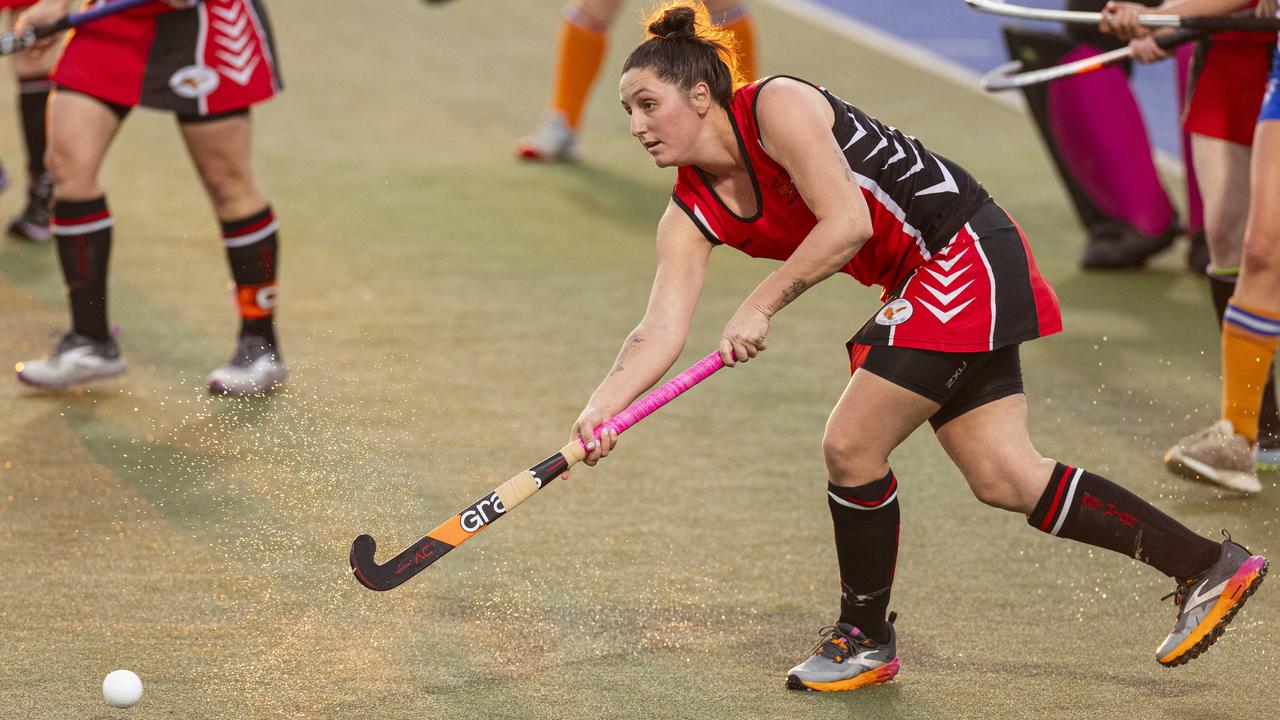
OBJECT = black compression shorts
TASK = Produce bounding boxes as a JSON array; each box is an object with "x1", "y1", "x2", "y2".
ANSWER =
[{"x1": 858, "y1": 343, "x2": 1024, "y2": 430}]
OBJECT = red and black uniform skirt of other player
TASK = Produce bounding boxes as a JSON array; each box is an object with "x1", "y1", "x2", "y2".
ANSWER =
[
  {"x1": 674, "y1": 75, "x2": 1062, "y2": 429},
  {"x1": 52, "y1": 0, "x2": 281, "y2": 118},
  {"x1": 1183, "y1": 3, "x2": 1272, "y2": 149}
]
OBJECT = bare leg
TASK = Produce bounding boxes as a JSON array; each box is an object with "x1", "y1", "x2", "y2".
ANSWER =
[
  {"x1": 44, "y1": 90, "x2": 122, "y2": 342},
  {"x1": 823, "y1": 369, "x2": 936, "y2": 488},
  {"x1": 935, "y1": 394, "x2": 1056, "y2": 513},
  {"x1": 178, "y1": 114, "x2": 266, "y2": 222},
  {"x1": 1234, "y1": 121, "x2": 1280, "y2": 308},
  {"x1": 46, "y1": 90, "x2": 121, "y2": 202},
  {"x1": 938, "y1": 394, "x2": 1219, "y2": 581},
  {"x1": 1191, "y1": 133, "x2": 1251, "y2": 273},
  {"x1": 180, "y1": 113, "x2": 285, "y2": 396},
  {"x1": 821, "y1": 369, "x2": 935, "y2": 640}
]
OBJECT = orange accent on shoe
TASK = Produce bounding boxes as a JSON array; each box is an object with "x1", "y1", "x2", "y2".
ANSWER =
[
  {"x1": 1157, "y1": 556, "x2": 1266, "y2": 665},
  {"x1": 795, "y1": 657, "x2": 900, "y2": 692}
]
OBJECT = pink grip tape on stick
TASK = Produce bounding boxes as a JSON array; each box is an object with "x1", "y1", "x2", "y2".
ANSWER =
[{"x1": 580, "y1": 352, "x2": 725, "y2": 451}]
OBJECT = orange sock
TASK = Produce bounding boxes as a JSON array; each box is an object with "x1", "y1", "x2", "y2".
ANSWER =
[
  {"x1": 550, "y1": 11, "x2": 608, "y2": 130},
  {"x1": 1221, "y1": 300, "x2": 1280, "y2": 442},
  {"x1": 718, "y1": 8, "x2": 757, "y2": 82}
]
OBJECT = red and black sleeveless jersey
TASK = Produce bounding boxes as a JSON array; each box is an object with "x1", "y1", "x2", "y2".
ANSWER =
[
  {"x1": 672, "y1": 75, "x2": 990, "y2": 294},
  {"x1": 673, "y1": 75, "x2": 1062, "y2": 354}
]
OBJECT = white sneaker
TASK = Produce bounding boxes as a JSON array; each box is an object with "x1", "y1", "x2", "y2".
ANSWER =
[
  {"x1": 207, "y1": 335, "x2": 287, "y2": 396},
  {"x1": 16, "y1": 331, "x2": 127, "y2": 389},
  {"x1": 1164, "y1": 420, "x2": 1261, "y2": 494},
  {"x1": 515, "y1": 112, "x2": 580, "y2": 162}
]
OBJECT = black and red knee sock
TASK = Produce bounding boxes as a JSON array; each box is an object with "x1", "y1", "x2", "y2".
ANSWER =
[
  {"x1": 1028, "y1": 463, "x2": 1221, "y2": 580},
  {"x1": 17, "y1": 74, "x2": 50, "y2": 183},
  {"x1": 829, "y1": 471, "x2": 899, "y2": 643},
  {"x1": 53, "y1": 197, "x2": 113, "y2": 342},
  {"x1": 221, "y1": 206, "x2": 278, "y2": 344}
]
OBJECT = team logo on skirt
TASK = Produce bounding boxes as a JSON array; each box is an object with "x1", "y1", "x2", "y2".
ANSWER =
[
  {"x1": 169, "y1": 65, "x2": 221, "y2": 99},
  {"x1": 874, "y1": 298, "x2": 913, "y2": 326}
]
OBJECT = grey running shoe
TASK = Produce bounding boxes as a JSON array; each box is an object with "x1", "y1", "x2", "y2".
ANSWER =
[
  {"x1": 207, "y1": 335, "x2": 287, "y2": 396},
  {"x1": 1156, "y1": 535, "x2": 1268, "y2": 667},
  {"x1": 515, "y1": 112, "x2": 579, "y2": 162},
  {"x1": 1164, "y1": 420, "x2": 1261, "y2": 494},
  {"x1": 786, "y1": 614, "x2": 900, "y2": 692},
  {"x1": 16, "y1": 331, "x2": 126, "y2": 389}
]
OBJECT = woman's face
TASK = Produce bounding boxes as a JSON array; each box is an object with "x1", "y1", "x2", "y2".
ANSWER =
[{"x1": 619, "y1": 67, "x2": 708, "y2": 168}]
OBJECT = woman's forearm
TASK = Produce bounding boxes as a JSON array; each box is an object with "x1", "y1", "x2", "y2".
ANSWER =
[
  {"x1": 586, "y1": 322, "x2": 687, "y2": 418},
  {"x1": 743, "y1": 218, "x2": 870, "y2": 318}
]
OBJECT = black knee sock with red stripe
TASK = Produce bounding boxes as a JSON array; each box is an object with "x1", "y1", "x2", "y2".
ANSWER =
[
  {"x1": 53, "y1": 197, "x2": 113, "y2": 342},
  {"x1": 18, "y1": 75, "x2": 50, "y2": 181},
  {"x1": 1027, "y1": 463, "x2": 1220, "y2": 580},
  {"x1": 829, "y1": 471, "x2": 899, "y2": 643},
  {"x1": 221, "y1": 206, "x2": 278, "y2": 343}
]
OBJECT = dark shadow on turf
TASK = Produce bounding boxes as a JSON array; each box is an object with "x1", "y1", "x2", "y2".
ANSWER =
[{"x1": 903, "y1": 636, "x2": 1217, "y2": 699}]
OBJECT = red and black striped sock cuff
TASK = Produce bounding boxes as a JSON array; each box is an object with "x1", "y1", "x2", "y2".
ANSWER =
[
  {"x1": 1028, "y1": 462, "x2": 1083, "y2": 535},
  {"x1": 221, "y1": 205, "x2": 277, "y2": 248},
  {"x1": 828, "y1": 470, "x2": 898, "y2": 511},
  {"x1": 52, "y1": 196, "x2": 111, "y2": 237}
]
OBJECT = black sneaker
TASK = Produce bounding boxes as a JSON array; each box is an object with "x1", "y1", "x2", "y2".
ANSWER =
[
  {"x1": 8, "y1": 172, "x2": 52, "y2": 242},
  {"x1": 1081, "y1": 218, "x2": 1178, "y2": 270}
]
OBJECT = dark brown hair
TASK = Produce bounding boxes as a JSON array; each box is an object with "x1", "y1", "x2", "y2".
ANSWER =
[{"x1": 622, "y1": 3, "x2": 745, "y2": 108}]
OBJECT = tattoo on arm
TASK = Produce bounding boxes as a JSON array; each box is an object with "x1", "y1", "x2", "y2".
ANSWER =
[
  {"x1": 779, "y1": 279, "x2": 808, "y2": 307},
  {"x1": 607, "y1": 333, "x2": 646, "y2": 377},
  {"x1": 836, "y1": 147, "x2": 855, "y2": 183}
]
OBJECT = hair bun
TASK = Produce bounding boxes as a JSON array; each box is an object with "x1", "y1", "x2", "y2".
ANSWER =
[{"x1": 648, "y1": 6, "x2": 698, "y2": 40}]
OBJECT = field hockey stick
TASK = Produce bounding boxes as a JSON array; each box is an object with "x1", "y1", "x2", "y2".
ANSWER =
[
  {"x1": 0, "y1": 0, "x2": 157, "y2": 56},
  {"x1": 966, "y1": 0, "x2": 1280, "y2": 32},
  {"x1": 350, "y1": 351, "x2": 726, "y2": 591},
  {"x1": 981, "y1": 27, "x2": 1206, "y2": 91}
]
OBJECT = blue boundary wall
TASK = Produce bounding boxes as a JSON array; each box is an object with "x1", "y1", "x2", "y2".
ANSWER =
[{"x1": 771, "y1": 0, "x2": 1183, "y2": 156}]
